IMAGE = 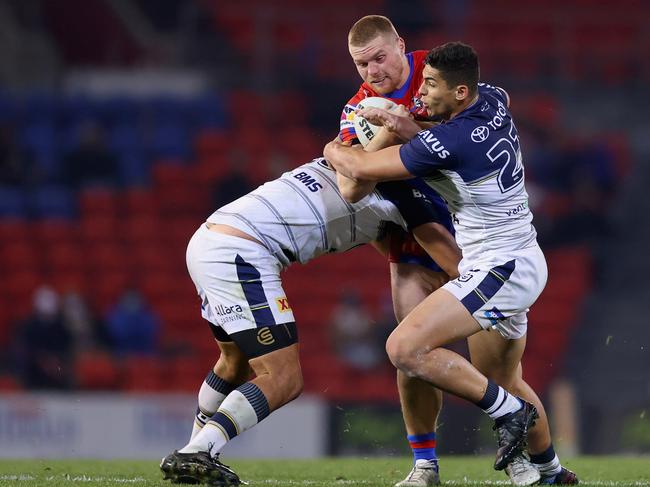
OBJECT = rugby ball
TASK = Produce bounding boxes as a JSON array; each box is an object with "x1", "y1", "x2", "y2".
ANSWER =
[{"x1": 352, "y1": 97, "x2": 398, "y2": 147}]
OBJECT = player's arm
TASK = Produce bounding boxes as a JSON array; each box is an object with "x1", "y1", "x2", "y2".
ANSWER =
[
  {"x1": 336, "y1": 127, "x2": 403, "y2": 202},
  {"x1": 356, "y1": 106, "x2": 423, "y2": 142},
  {"x1": 336, "y1": 171, "x2": 376, "y2": 203},
  {"x1": 325, "y1": 141, "x2": 411, "y2": 182},
  {"x1": 411, "y1": 223, "x2": 461, "y2": 279}
]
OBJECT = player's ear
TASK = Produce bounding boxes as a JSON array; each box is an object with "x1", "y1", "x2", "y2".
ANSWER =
[
  {"x1": 455, "y1": 85, "x2": 470, "y2": 101},
  {"x1": 397, "y1": 36, "x2": 405, "y2": 54}
]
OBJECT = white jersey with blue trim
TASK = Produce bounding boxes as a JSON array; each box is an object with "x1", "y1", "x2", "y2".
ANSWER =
[
  {"x1": 399, "y1": 84, "x2": 538, "y2": 265},
  {"x1": 207, "y1": 158, "x2": 408, "y2": 267}
]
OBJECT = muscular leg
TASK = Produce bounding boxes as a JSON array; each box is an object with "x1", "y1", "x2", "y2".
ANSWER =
[
  {"x1": 387, "y1": 288, "x2": 487, "y2": 401},
  {"x1": 391, "y1": 262, "x2": 447, "y2": 436},
  {"x1": 189, "y1": 340, "x2": 253, "y2": 440},
  {"x1": 213, "y1": 340, "x2": 254, "y2": 384},
  {"x1": 180, "y1": 343, "x2": 303, "y2": 455},
  {"x1": 246, "y1": 343, "x2": 303, "y2": 410},
  {"x1": 467, "y1": 330, "x2": 551, "y2": 455}
]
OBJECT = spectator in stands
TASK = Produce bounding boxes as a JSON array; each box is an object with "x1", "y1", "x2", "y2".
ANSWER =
[
  {"x1": 329, "y1": 289, "x2": 384, "y2": 371},
  {"x1": 0, "y1": 123, "x2": 39, "y2": 186},
  {"x1": 12, "y1": 286, "x2": 73, "y2": 389},
  {"x1": 105, "y1": 289, "x2": 160, "y2": 356},
  {"x1": 211, "y1": 147, "x2": 255, "y2": 209},
  {"x1": 61, "y1": 291, "x2": 109, "y2": 355},
  {"x1": 61, "y1": 121, "x2": 120, "y2": 189}
]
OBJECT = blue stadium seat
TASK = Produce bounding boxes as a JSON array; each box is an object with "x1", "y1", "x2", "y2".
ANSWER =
[
  {"x1": 30, "y1": 185, "x2": 76, "y2": 219},
  {"x1": 118, "y1": 153, "x2": 150, "y2": 186},
  {"x1": 61, "y1": 96, "x2": 101, "y2": 125},
  {"x1": 0, "y1": 186, "x2": 29, "y2": 217},
  {"x1": 0, "y1": 92, "x2": 18, "y2": 123},
  {"x1": 21, "y1": 92, "x2": 60, "y2": 124},
  {"x1": 149, "y1": 123, "x2": 190, "y2": 160},
  {"x1": 146, "y1": 96, "x2": 189, "y2": 126},
  {"x1": 109, "y1": 124, "x2": 143, "y2": 155},
  {"x1": 191, "y1": 93, "x2": 228, "y2": 129},
  {"x1": 100, "y1": 97, "x2": 139, "y2": 126},
  {"x1": 20, "y1": 122, "x2": 60, "y2": 177}
]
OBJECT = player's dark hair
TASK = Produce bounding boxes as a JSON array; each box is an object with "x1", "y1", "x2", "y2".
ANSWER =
[
  {"x1": 348, "y1": 15, "x2": 398, "y2": 46},
  {"x1": 425, "y1": 42, "x2": 479, "y2": 95}
]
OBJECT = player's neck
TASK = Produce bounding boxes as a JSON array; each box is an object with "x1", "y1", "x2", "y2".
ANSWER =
[{"x1": 449, "y1": 93, "x2": 479, "y2": 120}]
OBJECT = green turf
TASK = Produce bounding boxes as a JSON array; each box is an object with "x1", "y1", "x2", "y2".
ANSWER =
[{"x1": 0, "y1": 456, "x2": 648, "y2": 486}]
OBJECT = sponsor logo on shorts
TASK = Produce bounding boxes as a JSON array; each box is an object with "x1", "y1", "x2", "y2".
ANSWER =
[
  {"x1": 484, "y1": 307, "x2": 505, "y2": 326},
  {"x1": 276, "y1": 297, "x2": 292, "y2": 313},
  {"x1": 458, "y1": 272, "x2": 475, "y2": 283},
  {"x1": 215, "y1": 303, "x2": 246, "y2": 323},
  {"x1": 257, "y1": 327, "x2": 276, "y2": 345}
]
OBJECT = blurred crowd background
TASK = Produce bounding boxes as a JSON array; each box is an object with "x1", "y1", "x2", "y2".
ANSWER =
[{"x1": 0, "y1": 0, "x2": 648, "y2": 456}]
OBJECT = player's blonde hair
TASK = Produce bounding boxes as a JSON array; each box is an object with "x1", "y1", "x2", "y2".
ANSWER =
[{"x1": 348, "y1": 15, "x2": 399, "y2": 46}]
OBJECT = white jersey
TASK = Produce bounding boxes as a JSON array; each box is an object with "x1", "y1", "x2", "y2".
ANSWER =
[
  {"x1": 400, "y1": 84, "x2": 538, "y2": 265},
  {"x1": 207, "y1": 158, "x2": 407, "y2": 267}
]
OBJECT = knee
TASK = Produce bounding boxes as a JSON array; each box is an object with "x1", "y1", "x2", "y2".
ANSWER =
[{"x1": 386, "y1": 332, "x2": 419, "y2": 374}]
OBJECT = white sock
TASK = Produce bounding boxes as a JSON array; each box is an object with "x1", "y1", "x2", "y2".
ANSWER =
[
  {"x1": 536, "y1": 454, "x2": 562, "y2": 477},
  {"x1": 482, "y1": 385, "x2": 523, "y2": 420},
  {"x1": 190, "y1": 371, "x2": 235, "y2": 440},
  {"x1": 180, "y1": 383, "x2": 269, "y2": 455}
]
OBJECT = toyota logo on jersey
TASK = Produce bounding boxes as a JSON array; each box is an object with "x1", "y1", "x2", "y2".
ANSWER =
[{"x1": 471, "y1": 125, "x2": 490, "y2": 143}]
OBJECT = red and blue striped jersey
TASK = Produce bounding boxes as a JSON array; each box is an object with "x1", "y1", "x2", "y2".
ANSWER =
[{"x1": 339, "y1": 50, "x2": 429, "y2": 143}]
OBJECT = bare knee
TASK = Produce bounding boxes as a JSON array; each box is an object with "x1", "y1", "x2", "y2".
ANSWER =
[{"x1": 386, "y1": 332, "x2": 422, "y2": 375}]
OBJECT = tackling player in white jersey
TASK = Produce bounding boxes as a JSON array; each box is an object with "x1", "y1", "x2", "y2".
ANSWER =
[
  {"x1": 325, "y1": 42, "x2": 578, "y2": 485},
  {"x1": 159, "y1": 157, "x2": 460, "y2": 485}
]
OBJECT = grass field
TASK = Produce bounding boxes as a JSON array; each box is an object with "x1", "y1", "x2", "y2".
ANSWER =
[{"x1": 0, "y1": 456, "x2": 648, "y2": 487}]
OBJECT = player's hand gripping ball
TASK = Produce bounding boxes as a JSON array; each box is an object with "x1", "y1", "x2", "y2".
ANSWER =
[{"x1": 352, "y1": 97, "x2": 398, "y2": 147}]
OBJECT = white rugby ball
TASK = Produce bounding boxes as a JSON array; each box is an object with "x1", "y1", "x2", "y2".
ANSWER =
[{"x1": 352, "y1": 97, "x2": 398, "y2": 147}]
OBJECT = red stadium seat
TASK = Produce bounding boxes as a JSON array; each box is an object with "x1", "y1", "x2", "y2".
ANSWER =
[
  {"x1": 79, "y1": 188, "x2": 119, "y2": 219},
  {"x1": 0, "y1": 219, "x2": 30, "y2": 244},
  {"x1": 120, "y1": 356, "x2": 165, "y2": 391},
  {"x1": 121, "y1": 188, "x2": 159, "y2": 218},
  {"x1": 75, "y1": 351, "x2": 120, "y2": 390},
  {"x1": 43, "y1": 242, "x2": 85, "y2": 273},
  {"x1": 33, "y1": 219, "x2": 78, "y2": 245},
  {"x1": 86, "y1": 243, "x2": 129, "y2": 273},
  {"x1": 79, "y1": 216, "x2": 119, "y2": 243},
  {"x1": 166, "y1": 356, "x2": 207, "y2": 392}
]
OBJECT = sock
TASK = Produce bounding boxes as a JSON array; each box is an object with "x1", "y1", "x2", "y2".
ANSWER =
[
  {"x1": 191, "y1": 370, "x2": 236, "y2": 439},
  {"x1": 180, "y1": 382, "x2": 270, "y2": 455},
  {"x1": 407, "y1": 432, "x2": 437, "y2": 466},
  {"x1": 475, "y1": 380, "x2": 523, "y2": 421},
  {"x1": 530, "y1": 444, "x2": 562, "y2": 477}
]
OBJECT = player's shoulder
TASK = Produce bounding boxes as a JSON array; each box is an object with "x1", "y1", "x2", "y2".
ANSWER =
[
  {"x1": 478, "y1": 82, "x2": 510, "y2": 107},
  {"x1": 409, "y1": 50, "x2": 429, "y2": 64}
]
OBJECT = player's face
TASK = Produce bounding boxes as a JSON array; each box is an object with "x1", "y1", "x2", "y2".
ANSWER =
[
  {"x1": 418, "y1": 65, "x2": 459, "y2": 120},
  {"x1": 349, "y1": 34, "x2": 407, "y2": 95}
]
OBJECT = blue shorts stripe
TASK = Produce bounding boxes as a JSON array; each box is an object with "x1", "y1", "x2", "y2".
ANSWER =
[
  {"x1": 460, "y1": 260, "x2": 516, "y2": 314},
  {"x1": 235, "y1": 255, "x2": 276, "y2": 326}
]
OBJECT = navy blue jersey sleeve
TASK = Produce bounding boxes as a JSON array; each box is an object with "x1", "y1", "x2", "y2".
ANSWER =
[
  {"x1": 399, "y1": 126, "x2": 458, "y2": 177},
  {"x1": 377, "y1": 180, "x2": 443, "y2": 230}
]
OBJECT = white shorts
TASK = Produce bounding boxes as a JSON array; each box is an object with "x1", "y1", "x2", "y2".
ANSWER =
[
  {"x1": 442, "y1": 245, "x2": 548, "y2": 339},
  {"x1": 186, "y1": 225, "x2": 296, "y2": 335}
]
